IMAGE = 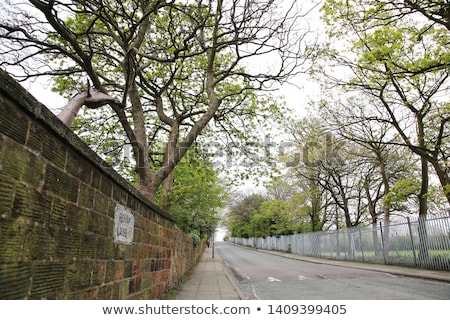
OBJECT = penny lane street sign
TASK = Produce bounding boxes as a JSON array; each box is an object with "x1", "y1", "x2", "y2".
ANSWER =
[{"x1": 113, "y1": 204, "x2": 134, "y2": 244}]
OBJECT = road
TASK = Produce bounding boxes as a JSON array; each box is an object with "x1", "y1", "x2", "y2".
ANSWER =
[{"x1": 215, "y1": 241, "x2": 450, "y2": 300}]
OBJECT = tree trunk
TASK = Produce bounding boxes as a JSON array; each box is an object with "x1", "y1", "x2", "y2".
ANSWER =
[
  {"x1": 57, "y1": 89, "x2": 119, "y2": 126},
  {"x1": 418, "y1": 155, "x2": 429, "y2": 262},
  {"x1": 161, "y1": 172, "x2": 174, "y2": 212},
  {"x1": 417, "y1": 116, "x2": 429, "y2": 262},
  {"x1": 379, "y1": 155, "x2": 391, "y2": 257}
]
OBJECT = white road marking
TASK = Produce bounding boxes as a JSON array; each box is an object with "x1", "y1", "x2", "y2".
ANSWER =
[
  {"x1": 382, "y1": 272, "x2": 398, "y2": 278},
  {"x1": 268, "y1": 276, "x2": 281, "y2": 282},
  {"x1": 298, "y1": 275, "x2": 308, "y2": 280},
  {"x1": 251, "y1": 285, "x2": 262, "y2": 300}
]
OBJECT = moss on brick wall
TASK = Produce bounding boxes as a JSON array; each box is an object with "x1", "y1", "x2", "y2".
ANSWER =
[{"x1": 0, "y1": 70, "x2": 203, "y2": 299}]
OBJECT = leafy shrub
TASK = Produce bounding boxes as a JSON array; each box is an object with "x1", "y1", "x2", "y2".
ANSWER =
[{"x1": 190, "y1": 233, "x2": 201, "y2": 247}]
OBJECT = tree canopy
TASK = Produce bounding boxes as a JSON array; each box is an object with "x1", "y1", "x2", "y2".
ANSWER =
[
  {"x1": 317, "y1": 0, "x2": 450, "y2": 215},
  {"x1": 0, "y1": 0, "x2": 317, "y2": 204}
]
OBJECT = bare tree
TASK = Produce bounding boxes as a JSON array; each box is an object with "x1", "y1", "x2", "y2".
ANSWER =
[
  {"x1": 319, "y1": 0, "x2": 450, "y2": 206},
  {"x1": 319, "y1": 0, "x2": 450, "y2": 260}
]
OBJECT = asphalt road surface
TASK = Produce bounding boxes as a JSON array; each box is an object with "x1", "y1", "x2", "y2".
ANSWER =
[{"x1": 215, "y1": 241, "x2": 450, "y2": 300}]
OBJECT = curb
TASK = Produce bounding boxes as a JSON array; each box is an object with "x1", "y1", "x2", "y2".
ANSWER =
[{"x1": 214, "y1": 248, "x2": 248, "y2": 300}]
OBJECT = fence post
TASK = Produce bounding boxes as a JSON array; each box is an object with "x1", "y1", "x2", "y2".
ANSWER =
[
  {"x1": 344, "y1": 229, "x2": 347, "y2": 260},
  {"x1": 359, "y1": 228, "x2": 365, "y2": 262},
  {"x1": 407, "y1": 217, "x2": 418, "y2": 267},
  {"x1": 379, "y1": 222, "x2": 387, "y2": 265},
  {"x1": 336, "y1": 229, "x2": 340, "y2": 258},
  {"x1": 302, "y1": 233, "x2": 305, "y2": 255},
  {"x1": 330, "y1": 233, "x2": 333, "y2": 259}
]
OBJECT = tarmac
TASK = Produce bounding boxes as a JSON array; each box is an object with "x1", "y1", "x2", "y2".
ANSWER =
[{"x1": 173, "y1": 242, "x2": 450, "y2": 300}]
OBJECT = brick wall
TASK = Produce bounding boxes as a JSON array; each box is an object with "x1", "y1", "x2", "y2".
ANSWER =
[{"x1": 0, "y1": 70, "x2": 203, "y2": 299}]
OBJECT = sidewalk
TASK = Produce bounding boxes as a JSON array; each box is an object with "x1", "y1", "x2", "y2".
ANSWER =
[
  {"x1": 173, "y1": 243, "x2": 450, "y2": 300},
  {"x1": 173, "y1": 246, "x2": 244, "y2": 300}
]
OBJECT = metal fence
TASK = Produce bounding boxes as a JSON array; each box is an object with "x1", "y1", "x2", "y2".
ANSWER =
[{"x1": 230, "y1": 214, "x2": 450, "y2": 271}]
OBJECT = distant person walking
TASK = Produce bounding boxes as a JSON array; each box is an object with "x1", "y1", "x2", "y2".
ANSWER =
[{"x1": 206, "y1": 240, "x2": 211, "y2": 248}]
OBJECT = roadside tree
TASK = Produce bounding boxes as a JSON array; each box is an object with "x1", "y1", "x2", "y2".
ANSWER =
[{"x1": 0, "y1": 0, "x2": 317, "y2": 204}]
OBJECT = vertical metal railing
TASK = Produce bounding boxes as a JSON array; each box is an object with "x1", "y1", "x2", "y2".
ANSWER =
[{"x1": 230, "y1": 214, "x2": 450, "y2": 271}]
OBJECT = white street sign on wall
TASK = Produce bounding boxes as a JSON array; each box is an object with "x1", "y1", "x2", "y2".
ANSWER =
[{"x1": 113, "y1": 204, "x2": 134, "y2": 244}]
